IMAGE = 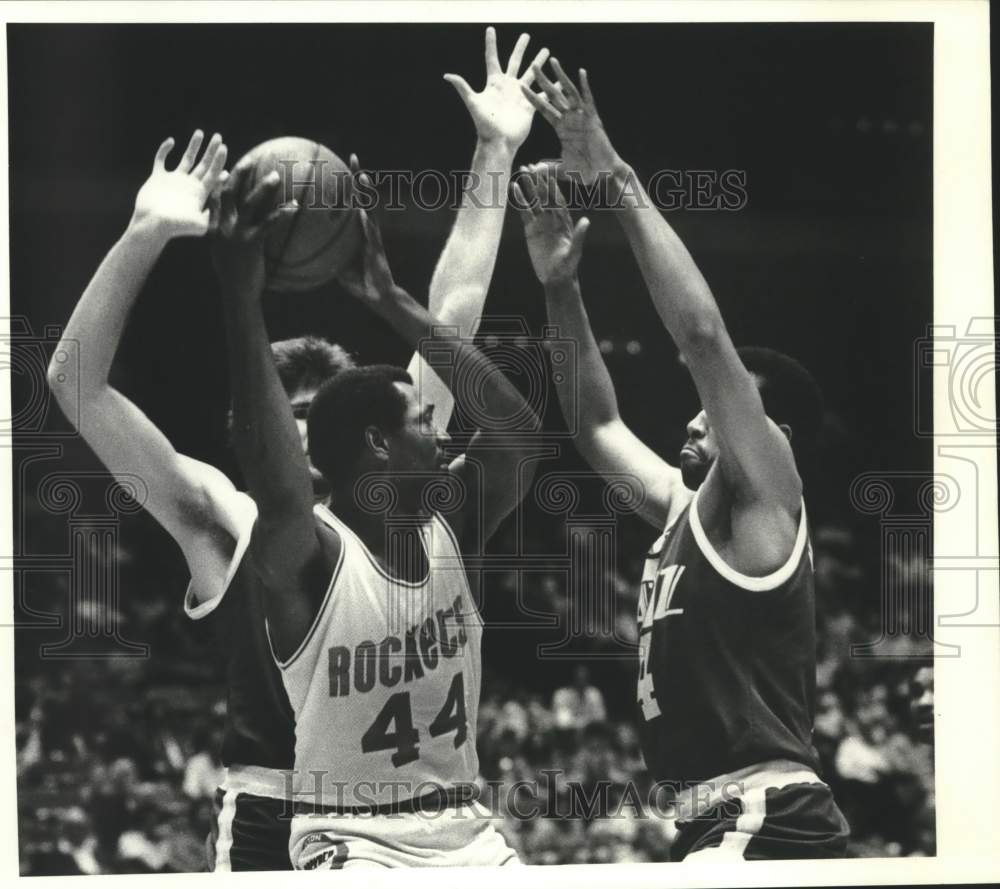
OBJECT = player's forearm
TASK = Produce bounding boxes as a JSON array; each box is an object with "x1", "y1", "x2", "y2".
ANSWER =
[
  {"x1": 221, "y1": 291, "x2": 313, "y2": 517},
  {"x1": 427, "y1": 138, "x2": 515, "y2": 329},
  {"x1": 544, "y1": 276, "x2": 622, "y2": 433},
  {"x1": 612, "y1": 164, "x2": 727, "y2": 353},
  {"x1": 48, "y1": 219, "x2": 169, "y2": 404},
  {"x1": 411, "y1": 139, "x2": 516, "y2": 422},
  {"x1": 379, "y1": 284, "x2": 538, "y2": 427}
]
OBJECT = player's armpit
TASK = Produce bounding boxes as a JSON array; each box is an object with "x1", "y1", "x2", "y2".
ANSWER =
[
  {"x1": 248, "y1": 517, "x2": 341, "y2": 664},
  {"x1": 180, "y1": 464, "x2": 260, "y2": 612}
]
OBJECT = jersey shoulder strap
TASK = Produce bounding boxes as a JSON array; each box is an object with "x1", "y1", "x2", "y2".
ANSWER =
[{"x1": 687, "y1": 487, "x2": 809, "y2": 592}]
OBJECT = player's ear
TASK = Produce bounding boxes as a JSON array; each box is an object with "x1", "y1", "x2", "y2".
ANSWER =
[
  {"x1": 778, "y1": 423, "x2": 793, "y2": 443},
  {"x1": 365, "y1": 425, "x2": 390, "y2": 462}
]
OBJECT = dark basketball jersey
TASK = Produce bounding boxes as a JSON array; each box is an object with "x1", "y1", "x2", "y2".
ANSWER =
[
  {"x1": 636, "y1": 487, "x2": 820, "y2": 784},
  {"x1": 185, "y1": 491, "x2": 296, "y2": 771}
]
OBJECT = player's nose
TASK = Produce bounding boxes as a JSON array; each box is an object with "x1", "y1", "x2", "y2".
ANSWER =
[{"x1": 686, "y1": 413, "x2": 708, "y2": 440}]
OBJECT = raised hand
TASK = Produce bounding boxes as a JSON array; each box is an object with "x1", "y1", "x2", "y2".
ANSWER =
[
  {"x1": 212, "y1": 162, "x2": 297, "y2": 299},
  {"x1": 520, "y1": 61, "x2": 625, "y2": 185},
  {"x1": 131, "y1": 130, "x2": 228, "y2": 239},
  {"x1": 512, "y1": 165, "x2": 590, "y2": 286},
  {"x1": 336, "y1": 154, "x2": 398, "y2": 308},
  {"x1": 443, "y1": 27, "x2": 549, "y2": 150}
]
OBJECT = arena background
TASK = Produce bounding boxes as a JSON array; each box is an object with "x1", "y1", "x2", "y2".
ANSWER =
[{"x1": 8, "y1": 23, "x2": 935, "y2": 872}]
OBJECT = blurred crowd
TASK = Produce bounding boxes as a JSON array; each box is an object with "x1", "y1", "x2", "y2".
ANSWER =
[{"x1": 16, "y1": 513, "x2": 935, "y2": 874}]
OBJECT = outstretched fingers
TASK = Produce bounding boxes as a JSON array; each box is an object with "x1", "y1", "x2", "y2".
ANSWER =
[
  {"x1": 443, "y1": 73, "x2": 476, "y2": 107},
  {"x1": 177, "y1": 130, "x2": 205, "y2": 174},
  {"x1": 519, "y1": 47, "x2": 550, "y2": 85},
  {"x1": 152, "y1": 137, "x2": 175, "y2": 171},
  {"x1": 192, "y1": 133, "x2": 223, "y2": 179},
  {"x1": 578, "y1": 68, "x2": 595, "y2": 106},
  {"x1": 510, "y1": 182, "x2": 536, "y2": 226},
  {"x1": 202, "y1": 142, "x2": 228, "y2": 192},
  {"x1": 533, "y1": 65, "x2": 570, "y2": 111},
  {"x1": 568, "y1": 216, "x2": 591, "y2": 264},
  {"x1": 505, "y1": 32, "x2": 530, "y2": 76},
  {"x1": 484, "y1": 26, "x2": 501, "y2": 76},
  {"x1": 520, "y1": 84, "x2": 562, "y2": 126},
  {"x1": 549, "y1": 58, "x2": 583, "y2": 107}
]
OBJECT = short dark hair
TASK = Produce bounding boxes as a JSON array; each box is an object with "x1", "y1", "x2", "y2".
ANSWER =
[
  {"x1": 737, "y1": 346, "x2": 824, "y2": 452},
  {"x1": 270, "y1": 336, "x2": 356, "y2": 394},
  {"x1": 307, "y1": 364, "x2": 413, "y2": 486}
]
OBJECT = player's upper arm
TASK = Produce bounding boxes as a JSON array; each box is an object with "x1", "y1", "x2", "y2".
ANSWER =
[
  {"x1": 579, "y1": 418, "x2": 692, "y2": 531},
  {"x1": 67, "y1": 385, "x2": 244, "y2": 597},
  {"x1": 682, "y1": 326, "x2": 801, "y2": 511}
]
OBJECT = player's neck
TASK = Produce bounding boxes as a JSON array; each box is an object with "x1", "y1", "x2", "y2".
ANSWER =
[{"x1": 328, "y1": 490, "x2": 430, "y2": 559}]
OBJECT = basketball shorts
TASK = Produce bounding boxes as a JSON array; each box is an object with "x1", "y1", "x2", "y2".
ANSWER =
[
  {"x1": 208, "y1": 788, "x2": 293, "y2": 871},
  {"x1": 290, "y1": 800, "x2": 519, "y2": 869},
  {"x1": 671, "y1": 771, "x2": 850, "y2": 861}
]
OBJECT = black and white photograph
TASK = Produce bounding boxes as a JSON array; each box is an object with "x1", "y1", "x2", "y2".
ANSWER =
[{"x1": 2, "y1": 3, "x2": 996, "y2": 884}]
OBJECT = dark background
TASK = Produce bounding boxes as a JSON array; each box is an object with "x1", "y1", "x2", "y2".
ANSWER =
[{"x1": 9, "y1": 23, "x2": 936, "y2": 869}]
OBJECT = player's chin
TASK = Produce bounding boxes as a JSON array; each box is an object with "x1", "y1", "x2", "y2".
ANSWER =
[{"x1": 679, "y1": 454, "x2": 709, "y2": 491}]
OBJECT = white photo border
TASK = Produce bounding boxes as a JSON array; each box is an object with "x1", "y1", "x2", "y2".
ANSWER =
[{"x1": 1, "y1": 1, "x2": 995, "y2": 886}]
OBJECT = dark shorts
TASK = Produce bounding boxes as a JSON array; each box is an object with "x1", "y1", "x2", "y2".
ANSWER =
[
  {"x1": 671, "y1": 781, "x2": 850, "y2": 861},
  {"x1": 208, "y1": 788, "x2": 293, "y2": 871}
]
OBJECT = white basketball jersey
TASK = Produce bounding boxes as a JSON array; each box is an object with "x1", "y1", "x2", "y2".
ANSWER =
[{"x1": 275, "y1": 504, "x2": 483, "y2": 808}]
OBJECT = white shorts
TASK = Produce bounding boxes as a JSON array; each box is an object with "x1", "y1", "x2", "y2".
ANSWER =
[{"x1": 291, "y1": 801, "x2": 519, "y2": 869}]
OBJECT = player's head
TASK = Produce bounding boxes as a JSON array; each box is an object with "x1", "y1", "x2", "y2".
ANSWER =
[
  {"x1": 679, "y1": 346, "x2": 823, "y2": 490},
  {"x1": 227, "y1": 336, "x2": 355, "y2": 483},
  {"x1": 909, "y1": 662, "x2": 934, "y2": 743},
  {"x1": 307, "y1": 364, "x2": 451, "y2": 511},
  {"x1": 270, "y1": 336, "x2": 356, "y2": 456}
]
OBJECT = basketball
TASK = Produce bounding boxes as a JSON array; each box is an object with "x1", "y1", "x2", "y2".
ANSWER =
[{"x1": 237, "y1": 136, "x2": 363, "y2": 292}]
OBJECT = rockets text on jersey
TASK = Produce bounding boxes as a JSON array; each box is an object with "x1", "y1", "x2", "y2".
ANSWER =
[{"x1": 274, "y1": 504, "x2": 483, "y2": 808}]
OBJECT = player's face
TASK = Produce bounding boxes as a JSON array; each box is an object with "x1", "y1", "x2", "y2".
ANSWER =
[
  {"x1": 289, "y1": 384, "x2": 322, "y2": 484},
  {"x1": 679, "y1": 409, "x2": 720, "y2": 490},
  {"x1": 385, "y1": 383, "x2": 451, "y2": 476},
  {"x1": 909, "y1": 666, "x2": 934, "y2": 742}
]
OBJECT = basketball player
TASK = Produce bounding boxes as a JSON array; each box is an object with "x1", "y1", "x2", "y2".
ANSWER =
[
  {"x1": 216, "y1": 136, "x2": 541, "y2": 867},
  {"x1": 47, "y1": 26, "x2": 546, "y2": 871},
  {"x1": 516, "y1": 61, "x2": 850, "y2": 860}
]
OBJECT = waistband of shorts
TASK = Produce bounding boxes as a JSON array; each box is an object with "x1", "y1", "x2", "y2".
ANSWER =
[
  {"x1": 291, "y1": 782, "x2": 479, "y2": 817},
  {"x1": 221, "y1": 764, "x2": 295, "y2": 800},
  {"x1": 667, "y1": 759, "x2": 826, "y2": 821}
]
